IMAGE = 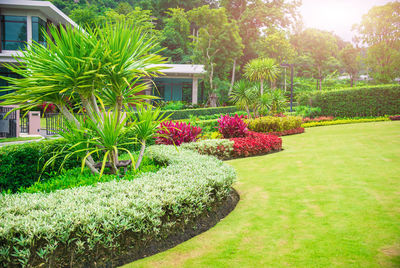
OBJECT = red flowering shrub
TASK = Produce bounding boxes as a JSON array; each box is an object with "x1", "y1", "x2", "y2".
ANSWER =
[
  {"x1": 269, "y1": 127, "x2": 305, "y2": 136},
  {"x1": 302, "y1": 116, "x2": 334, "y2": 123},
  {"x1": 230, "y1": 131, "x2": 282, "y2": 157},
  {"x1": 155, "y1": 121, "x2": 202, "y2": 146},
  {"x1": 218, "y1": 114, "x2": 248, "y2": 138},
  {"x1": 389, "y1": 115, "x2": 400, "y2": 121}
]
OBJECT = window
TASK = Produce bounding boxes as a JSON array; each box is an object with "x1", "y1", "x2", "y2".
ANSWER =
[
  {"x1": 1, "y1": 16, "x2": 27, "y2": 50},
  {"x1": 0, "y1": 67, "x2": 19, "y2": 97},
  {"x1": 32, "y1": 16, "x2": 46, "y2": 46}
]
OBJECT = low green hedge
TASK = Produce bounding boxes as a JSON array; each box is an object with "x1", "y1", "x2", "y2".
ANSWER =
[
  {"x1": 245, "y1": 116, "x2": 303, "y2": 133},
  {"x1": 0, "y1": 145, "x2": 236, "y2": 267},
  {"x1": 163, "y1": 106, "x2": 239, "y2": 120},
  {"x1": 297, "y1": 84, "x2": 400, "y2": 117},
  {"x1": 193, "y1": 119, "x2": 220, "y2": 133},
  {"x1": 302, "y1": 117, "x2": 389, "y2": 128},
  {"x1": 0, "y1": 139, "x2": 81, "y2": 193}
]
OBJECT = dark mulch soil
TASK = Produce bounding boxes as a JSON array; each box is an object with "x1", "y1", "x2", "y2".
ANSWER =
[{"x1": 95, "y1": 188, "x2": 240, "y2": 268}]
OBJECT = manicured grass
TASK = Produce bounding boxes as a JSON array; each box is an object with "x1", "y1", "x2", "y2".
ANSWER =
[
  {"x1": 0, "y1": 136, "x2": 42, "y2": 143},
  {"x1": 126, "y1": 121, "x2": 400, "y2": 267}
]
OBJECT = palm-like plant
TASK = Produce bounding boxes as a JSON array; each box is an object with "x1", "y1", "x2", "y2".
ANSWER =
[
  {"x1": 230, "y1": 80, "x2": 258, "y2": 119},
  {"x1": 244, "y1": 57, "x2": 280, "y2": 94},
  {"x1": 0, "y1": 22, "x2": 167, "y2": 175}
]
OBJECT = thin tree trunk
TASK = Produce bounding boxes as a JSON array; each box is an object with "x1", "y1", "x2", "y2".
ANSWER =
[
  {"x1": 229, "y1": 58, "x2": 236, "y2": 95},
  {"x1": 90, "y1": 94, "x2": 101, "y2": 117},
  {"x1": 135, "y1": 140, "x2": 146, "y2": 170},
  {"x1": 260, "y1": 79, "x2": 264, "y2": 95},
  {"x1": 319, "y1": 79, "x2": 322, "y2": 91}
]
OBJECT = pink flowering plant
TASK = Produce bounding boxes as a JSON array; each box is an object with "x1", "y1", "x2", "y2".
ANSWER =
[
  {"x1": 155, "y1": 121, "x2": 202, "y2": 145},
  {"x1": 218, "y1": 114, "x2": 248, "y2": 138}
]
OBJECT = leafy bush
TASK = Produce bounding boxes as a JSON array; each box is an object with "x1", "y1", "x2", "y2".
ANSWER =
[
  {"x1": 301, "y1": 117, "x2": 389, "y2": 128},
  {"x1": 295, "y1": 105, "x2": 321, "y2": 118},
  {"x1": 246, "y1": 116, "x2": 302, "y2": 133},
  {"x1": 161, "y1": 106, "x2": 239, "y2": 120},
  {"x1": 181, "y1": 139, "x2": 234, "y2": 160},
  {"x1": 19, "y1": 155, "x2": 160, "y2": 193},
  {"x1": 218, "y1": 114, "x2": 248, "y2": 138},
  {"x1": 230, "y1": 131, "x2": 282, "y2": 157},
  {"x1": 389, "y1": 115, "x2": 400, "y2": 120},
  {"x1": 193, "y1": 119, "x2": 219, "y2": 133},
  {"x1": 0, "y1": 145, "x2": 236, "y2": 267},
  {"x1": 0, "y1": 139, "x2": 81, "y2": 193},
  {"x1": 155, "y1": 121, "x2": 202, "y2": 145},
  {"x1": 297, "y1": 84, "x2": 400, "y2": 117},
  {"x1": 161, "y1": 101, "x2": 186, "y2": 110}
]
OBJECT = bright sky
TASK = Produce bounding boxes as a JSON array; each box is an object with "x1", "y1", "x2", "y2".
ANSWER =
[{"x1": 299, "y1": 0, "x2": 395, "y2": 41}]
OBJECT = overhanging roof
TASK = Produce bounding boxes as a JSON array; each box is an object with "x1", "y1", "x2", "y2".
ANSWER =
[
  {"x1": 152, "y1": 64, "x2": 206, "y2": 77},
  {"x1": 0, "y1": 0, "x2": 77, "y2": 27}
]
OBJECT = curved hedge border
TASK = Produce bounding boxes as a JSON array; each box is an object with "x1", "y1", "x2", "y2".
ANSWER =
[
  {"x1": 301, "y1": 117, "x2": 389, "y2": 128},
  {"x1": 297, "y1": 84, "x2": 400, "y2": 117},
  {"x1": 162, "y1": 106, "x2": 239, "y2": 120},
  {"x1": 0, "y1": 146, "x2": 236, "y2": 267}
]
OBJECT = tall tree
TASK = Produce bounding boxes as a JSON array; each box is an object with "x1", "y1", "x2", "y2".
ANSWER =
[
  {"x1": 160, "y1": 8, "x2": 191, "y2": 63},
  {"x1": 339, "y1": 44, "x2": 361, "y2": 87},
  {"x1": 188, "y1": 6, "x2": 243, "y2": 106},
  {"x1": 222, "y1": 0, "x2": 301, "y2": 65},
  {"x1": 256, "y1": 29, "x2": 296, "y2": 63},
  {"x1": 354, "y1": 2, "x2": 400, "y2": 83},
  {"x1": 292, "y1": 28, "x2": 339, "y2": 90}
]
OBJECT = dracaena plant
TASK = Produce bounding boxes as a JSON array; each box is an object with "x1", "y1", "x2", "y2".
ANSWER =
[{"x1": 0, "y1": 21, "x2": 167, "y2": 176}]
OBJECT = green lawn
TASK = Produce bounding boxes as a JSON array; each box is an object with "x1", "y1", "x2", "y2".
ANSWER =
[
  {"x1": 126, "y1": 121, "x2": 400, "y2": 268},
  {"x1": 0, "y1": 136, "x2": 42, "y2": 143}
]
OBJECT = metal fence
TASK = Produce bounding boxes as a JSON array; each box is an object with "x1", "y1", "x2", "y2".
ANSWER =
[
  {"x1": 45, "y1": 113, "x2": 66, "y2": 135},
  {"x1": 20, "y1": 116, "x2": 29, "y2": 133},
  {"x1": 0, "y1": 106, "x2": 17, "y2": 138}
]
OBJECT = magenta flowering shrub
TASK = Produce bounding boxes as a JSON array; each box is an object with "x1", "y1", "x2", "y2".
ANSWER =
[
  {"x1": 218, "y1": 114, "x2": 248, "y2": 138},
  {"x1": 155, "y1": 121, "x2": 202, "y2": 145}
]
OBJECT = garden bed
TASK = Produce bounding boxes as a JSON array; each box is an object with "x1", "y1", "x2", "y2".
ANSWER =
[{"x1": 0, "y1": 146, "x2": 236, "y2": 267}]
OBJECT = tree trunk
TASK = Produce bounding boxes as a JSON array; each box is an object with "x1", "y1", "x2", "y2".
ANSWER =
[
  {"x1": 319, "y1": 79, "x2": 322, "y2": 91},
  {"x1": 229, "y1": 58, "x2": 236, "y2": 95},
  {"x1": 260, "y1": 79, "x2": 264, "y2": 95},
  {"x1": 135, "y1": 140, "x2": 146, "y2": 170},
  {"x1": 350, "y1": 78, "x2": 354, "y2": 87}
]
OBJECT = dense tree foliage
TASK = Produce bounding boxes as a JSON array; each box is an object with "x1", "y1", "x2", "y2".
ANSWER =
[
  {"x1": 354, "y1": 1, "x2": 400, "y2": 83},
  {"x1": 47, "y1": 0, "x2": 397, "y2": 103}
]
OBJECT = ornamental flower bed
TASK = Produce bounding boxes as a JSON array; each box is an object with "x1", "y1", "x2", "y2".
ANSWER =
[
  {"x1": 218, "y1": 114, "x2": 248, "y2": 138},
  {"x1": 302, "y1": 116, "x2": 334, "y2": 123},
  {"x1": 389, "y1": 115, "x2": 400, "y2": 121},
  {"x1": 230, "y1": 131, "x2": 282, "y2": 158},
  {"x1": 155, "y1": 121, "x2": 202, "y2": 145},
  {"x1": 269, "y1": 127, "x2": 305, "y2": 136}
]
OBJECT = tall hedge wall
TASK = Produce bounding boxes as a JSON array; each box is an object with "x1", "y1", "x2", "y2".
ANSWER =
[{"x1": 297, "y1": 84, "x2": 400, "y2": 117}]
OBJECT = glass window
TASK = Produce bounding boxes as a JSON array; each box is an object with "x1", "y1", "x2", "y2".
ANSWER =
[
  {"x1": 1, "y1": 16, "x2": 27, "y2": 50},
  {"x1": 32, "y1": 16, "x2": 46, "y2": 46},
  {"x1": 0, "y1": 67, "x2": 19, "y2": 96}
]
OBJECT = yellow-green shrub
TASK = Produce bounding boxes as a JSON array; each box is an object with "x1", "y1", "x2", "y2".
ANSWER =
[{"x1": 245, "y1": 116, "x2": 302, "y2": 133}]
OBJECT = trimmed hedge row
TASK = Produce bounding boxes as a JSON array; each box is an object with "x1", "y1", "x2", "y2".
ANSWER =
[
  {"x1": 164, "y1": 106, "x2": 239, "y2": 120},
  {"x1": 297, "y1": 84, "x2": 400, "y2": 117},
  {"x1": 0, "y1": 145, "x2": 236, "y2": 267},
  {"x1": 301, "y1": 117, "x2": 389, "y2": 128},
  {"x1": 0, "y1": 139, "x2": 80, "y2": 193},
  {"x1": 245, "y1": 116, "x2": 303, "y2": 133}
]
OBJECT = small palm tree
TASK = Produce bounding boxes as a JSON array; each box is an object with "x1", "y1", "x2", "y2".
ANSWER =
[
  {"x1": 230, "y1": 80, "x2": 258, "y2": 119},
  {"x1": 244, "y1": 57, "x2": 280, "y2": 94}
]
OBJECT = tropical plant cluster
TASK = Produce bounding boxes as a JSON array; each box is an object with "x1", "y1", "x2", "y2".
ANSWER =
[
  {"x1": 0, "y1": 146, "x2": 236, "y2": 267},
  {"x1": 297, "y1": 84, "x2": 400, "y2": 117}
]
